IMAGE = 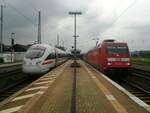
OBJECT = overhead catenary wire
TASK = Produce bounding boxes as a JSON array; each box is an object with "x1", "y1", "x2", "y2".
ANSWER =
[
  {"x1": 2, "y1": 0, "x2": 38, "y2": 42},
  {"x1": 100, "y1": 0, "x2": 139, "y2": 39},
  {"x1": 112, "y1": 0, "x2": 139, "y2": 25},
  {"x1": 2, "y1": 0, "x2": 37, "y2": 26},
  {"x1": 25, "y1": 0, "x2": 38, "y2": 13}
]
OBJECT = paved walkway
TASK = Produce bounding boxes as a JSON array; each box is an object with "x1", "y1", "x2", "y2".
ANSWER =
[{"x1": 20, "y1": 60, "x2": 149, "y2": 113}]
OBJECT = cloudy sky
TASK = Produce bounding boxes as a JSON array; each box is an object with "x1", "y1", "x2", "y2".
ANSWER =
[{"x1": 0, "y1": 0, "x2": 150, "y2": 52}]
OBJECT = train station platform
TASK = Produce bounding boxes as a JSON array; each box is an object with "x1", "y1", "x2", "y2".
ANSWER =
[
  {"x1": 0, "y1": 60, "x2": 149, "y2": 113},
  {"x1": 0, "y1": 62, "x2": 22, "y2": 68}
]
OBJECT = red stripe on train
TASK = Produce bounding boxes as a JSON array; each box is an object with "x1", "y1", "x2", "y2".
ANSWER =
[{"x1": 42, "y1": 60, "x2": 54, "y2": 65}]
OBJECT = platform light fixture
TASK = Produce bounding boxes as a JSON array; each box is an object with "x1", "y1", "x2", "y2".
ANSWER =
[{"x1": 68, "y1": 11, "x2": 82, "y2": 62}]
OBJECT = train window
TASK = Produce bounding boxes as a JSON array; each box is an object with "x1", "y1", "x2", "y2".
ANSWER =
[
  {"x1": 46, "y1": 53, "x2": 55, "y2": 60},
  {"x1": 46, "y1": 54, "x2": 52, "y2": 60},
  {"x1": 107, "y1": 46, "x2": 128, "y2": 54},
  {"x1": 107, "y1": 47, "x2": 116, "y2": 54},
  {"x1": 25, "y1": 48, "x2": 45, "y2": 59},
  {"x1": 52, "y1": 53, "x2": 56, "y2": 59},
  {"x1": 117, "y1": 46, "x2": 128, "y2": 54}
]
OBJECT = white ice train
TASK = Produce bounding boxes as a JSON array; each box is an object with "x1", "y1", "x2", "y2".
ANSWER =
[{"x1": 22, "y1": 44, "x2": 67, "y2": 74}]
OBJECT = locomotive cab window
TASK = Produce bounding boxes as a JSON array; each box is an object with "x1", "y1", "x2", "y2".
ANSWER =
[
  {"x1": 107, "y1": 46, "x2": 128, "y2": 54},
  {"x1": 25, "y1": 47, "x2": 45, "y2": 59},
  {"x1": 117, "y1": 46, "x2": 128, "y2": 54}
]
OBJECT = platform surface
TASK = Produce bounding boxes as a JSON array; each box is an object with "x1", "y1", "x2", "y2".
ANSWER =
[
  {"x1": 0, "y1": 62, "x2": 22, "y2": 68},
  {"x1": 0, "y1": 60, "x2": 149, "y2": 113},
  {"x1": 17, "y1": 60, "x2": 149, "y2": 113}
]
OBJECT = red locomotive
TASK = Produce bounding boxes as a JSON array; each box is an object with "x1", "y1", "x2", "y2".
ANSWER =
[{"x1": 85, "y1": 39, "x2": 132, "y2": 75}]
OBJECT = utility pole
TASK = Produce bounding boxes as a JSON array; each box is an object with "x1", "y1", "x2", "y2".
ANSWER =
[
  {"x1": 11, "y1": 32, "x2": 15, "y2": 63},
  {"x1": 57, "y1": 34, "x2": 59, "y2": 46},
  {"x1": 69, "y1": 11, "x2": 82, "y2": 62},
  {"x1": 0, "y1": 5, "x2": 3, "y2": 53},
  {"x1": 37, "y1": 11, "x2": 41, "y2": 44}
]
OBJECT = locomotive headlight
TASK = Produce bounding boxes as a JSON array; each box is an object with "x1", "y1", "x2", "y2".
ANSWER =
[
  {"x1": 107, "y1": 62, "x2": 112, "y2": 65},
  {"x1": 126, "y1": 62, "x2": 130, "y2": 65}
]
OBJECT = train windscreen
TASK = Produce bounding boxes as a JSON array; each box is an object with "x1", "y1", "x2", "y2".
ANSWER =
[
  {"x1": 107, "y1": 46, "x2": 128, "y2": 54},
  {"x1": 25, "y1": 47, "x2": 46, "y2": 59}
]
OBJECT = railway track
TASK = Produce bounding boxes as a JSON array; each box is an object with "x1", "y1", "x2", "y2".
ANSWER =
[
  {"x1": 132, "y1": 72, "x2": 150, "y2": 81},
  {"x1": 0, "y1": 76, "x2": 35, "y2": 102},
  {"x1": 0, "y1": 69, "x2": 38, "y2": 102},
  {"x1": 0, "y1": 64, "x2": 22, "y2": 78},
  {"x1": 0, "y1": 64, "x2": 38, "y2": 102},
  {"x1": 117, "y1": 68, "x2": 150, "y2": 105},
  {"x1": 133, "y1": 68, "x2": 150, "y2": 77},
  {"x1": 133, "y1": 61, "x2": 150, "y2": 66},
  {"x1": 0, "y1": 62, "x2": 63, "y2": 102},
  {"x1": 120, "y1": 79, "x2": 150, "y2": 105},
  {"x1": 132, "y1": 68, "x2": 150, "y2": 90},
  {"x1": 0, "y1": 63, "x2": 22, "y2": 72}
]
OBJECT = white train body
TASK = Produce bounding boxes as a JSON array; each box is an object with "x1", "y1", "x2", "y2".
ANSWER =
[{"x1": 22, "y1": 44, "x2": 66, "y2": 74}]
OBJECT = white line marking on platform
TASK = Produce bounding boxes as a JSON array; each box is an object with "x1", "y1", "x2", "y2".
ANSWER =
[
  {"x1": 12, "y1": 94, "x2": 35, "y2": 101},
  {"x1": 92, "y1": 76, "x2": 96, "y2": 79},
  {"x1": 0, "y1": 105, "x2": 23, "y2": 113},
  {"x1": 41, "y1": 78, "x2": 53, "y2": 81},
  {"x1": 34, "y1": 81, "x2": 52, "y2": 85},
  {"x1": 36, "y1": 91, "x2": 44, "y2": 95},
  {"x1": 50, "y1": 75, "x2": 57, "y2": 77},
  {"x1": 50, "y1": 72, "x2": 56, "y2": 74},
  {"x1": 26, "y1": 86, "x2": 48, "y2": 91},
  {"x1": 43, "y1": 76, "x2": 53, "y2": 78},
  {"x1": 106, "y1": 95, "x2": 116, "y2": 101}
]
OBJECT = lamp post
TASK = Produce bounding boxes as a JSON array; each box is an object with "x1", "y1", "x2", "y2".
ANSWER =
[
  {"x1": 93, "y1": 38, "x2": 99, "y2": 46},
  {"x1": 69, "y1": 11, "x2": 82, "y2": 62},
  {"x1": 0, "y1": 5, "x2": 3, "y2": 53},
  {"x1": 11, "y1": 32, "x2": 15, "y2": 63}
]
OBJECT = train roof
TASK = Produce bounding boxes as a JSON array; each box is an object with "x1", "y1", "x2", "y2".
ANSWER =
[
  {"x1": 31, "y1": 44, "x2": 53, "y2": 48},
  {"x1": 99, "y1": 39, "x2": 127, "y2": 47},
  {"x1": 87, "y1": 40, "x2": 128, "y2": 54},
  {"x1": 31, "y1": 44, "x2": 64, "y2": 49},
  {"x1": 102, "y1": 42, "x2": 127, "y2": 45},
  {"x1": 55, "y1": 47, "x2": 66, "y2": 53},
  {"x1": 30, "y1": 44, "x2": 65, "y2": 52}
]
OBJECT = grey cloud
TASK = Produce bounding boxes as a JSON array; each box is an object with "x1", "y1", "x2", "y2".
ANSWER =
[{"x1": 1, "y1": 0, "x2": 150, "y2": 52}]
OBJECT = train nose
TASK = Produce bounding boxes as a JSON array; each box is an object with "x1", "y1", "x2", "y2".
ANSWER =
[
  {"x1": 23, "y1": 64, "x2": 42, "y2": 74},
  {"x1": 22, "y1": 60, "x2": 42, "y2": 73}
]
